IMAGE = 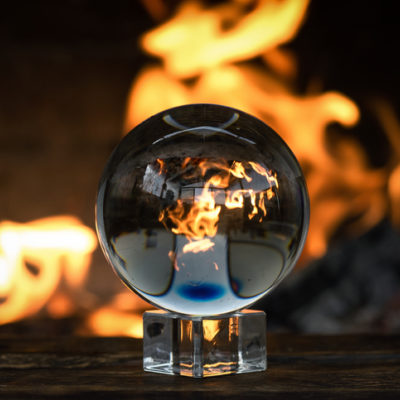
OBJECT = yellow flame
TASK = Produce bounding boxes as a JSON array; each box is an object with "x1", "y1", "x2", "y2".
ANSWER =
[
  {"x1": 0, "y1": 216, "x2": 97, "y2": 325},
  {"x1": 203, "y1": 319, "x2": 220, "y2": 342},
  {"x1": 158, "y1": 159, "x2": 278, "y2": 252},
  {"x1": 124, "y1": 0, "x2": 396, "y2": 263},
  {"x1": 160, "y1": 198, "x2": 221, "y2": 240},
  {"x1": 85, "y1": 307, "x2": 143, "y2": 338},
  {"x1": 141, "y1": 0, "x2": 310, "y2": 79}
]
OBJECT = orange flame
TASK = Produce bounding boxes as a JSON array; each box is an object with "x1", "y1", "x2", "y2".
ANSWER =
[
  {"x1": 156, "y1": 158, "x2": 165, "y2": 175},
  {"x1": 140, "y1": 0, "x2": 310, "y2": 79},
  {"x1": 83, "y1": 292, "x2": 145, "y2": 338},
  {"x1": 0, "y1": 216, "x2": 97, "y2": 325},
  {"x1": 125, "y1": 0, "x2": 399, "y2": 264},
  {"x1": 0, "y1": 217, "x2": 147, "y2": 337},
  {"x1": 158, "y1": 158, "x2": 278, "y2": 252},
  {"x1": 4, "y1": 0, "x2": 399, "y2": 338}
]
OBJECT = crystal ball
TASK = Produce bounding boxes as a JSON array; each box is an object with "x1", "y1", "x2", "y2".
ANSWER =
[{"x1": 96, "y1": 104, "x2": 309, "y2": 316}]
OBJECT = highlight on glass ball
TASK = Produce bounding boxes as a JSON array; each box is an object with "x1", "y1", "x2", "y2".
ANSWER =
[{"x1": 96, "y1": 104, "x2": 309, "y2": 316}]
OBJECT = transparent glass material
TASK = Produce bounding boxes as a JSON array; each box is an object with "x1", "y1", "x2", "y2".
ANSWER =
[
  {"x1": 143, "y1": 310, "x2": 266, "y2": 378},
  {"x1": 96, "y1": 104, "x2": 309, "y2": 316}
]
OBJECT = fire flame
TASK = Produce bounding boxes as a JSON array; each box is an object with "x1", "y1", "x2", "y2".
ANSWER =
[
  {"x1": 0, "y1": 216, "x2": 147, "y2": 337},
  {"x1": 126, "y1": 0, "x2": 399, "y2": 264},
  {"x1": 139, "y1": 0, "x2": 310, "y2": 80},
  {"x1": 83, "y1": 292, "x2": 145, "y2": 338},
  {"x1": 0, "y1": 216, "x2": 97, "y2": 325},
  {"x1": 158, "y1": 158, "x2": 278, "y2": 253},
  {"x1": 3, "y1": 0, "x2": 400, "y2": 337}
]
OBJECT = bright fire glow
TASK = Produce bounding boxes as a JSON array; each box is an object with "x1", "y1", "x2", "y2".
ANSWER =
[
  {"x1": 125, "y1": 0, "x2": 395, "y2": 263},
  {"x1": 183, "y1": 238, "x2": 216, "y2": 254},
  {"x1": 84, "y1": 305, "x2": 143, "y2": 338},
  {"x1": 0, "y1": 216, "x2": 97, "y2": 325},
  {"x1": 158, "y1": 158, "x2": 278, "y2": 253},
  {"x1": 3, "y1": 0, "x2": 399, "y2": 337},
  {"x1": 140, "y1": 0, "x2": 310, "y2": 79}
]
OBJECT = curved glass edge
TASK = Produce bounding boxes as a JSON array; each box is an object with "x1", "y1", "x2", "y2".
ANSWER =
[{"x1": 95, "y1": 103, "x2": 311, "y2": 317}]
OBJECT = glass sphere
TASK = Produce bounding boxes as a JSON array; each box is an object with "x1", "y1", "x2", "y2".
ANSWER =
[{"x1": 96, "y1": 104, "x2": 309, "y2": 316}]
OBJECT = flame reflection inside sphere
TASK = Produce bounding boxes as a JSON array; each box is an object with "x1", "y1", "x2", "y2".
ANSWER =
[{"x1": 96, "y1": 104, "x2": 309, "y2": 316}]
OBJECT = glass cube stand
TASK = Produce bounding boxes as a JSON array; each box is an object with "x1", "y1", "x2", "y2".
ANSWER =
[{"x1": 143, "y1": 309, "x2": 266, "y2": 378}]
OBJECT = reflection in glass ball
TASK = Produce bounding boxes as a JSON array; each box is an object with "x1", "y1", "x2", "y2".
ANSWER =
[{"x1": 96, "y1": 104, "x2": 309, "y2": 316}]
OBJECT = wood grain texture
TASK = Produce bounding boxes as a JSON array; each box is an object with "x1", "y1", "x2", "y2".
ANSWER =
[{"x1": 1, "y1": 334, "x2": 400, "y2": 399}]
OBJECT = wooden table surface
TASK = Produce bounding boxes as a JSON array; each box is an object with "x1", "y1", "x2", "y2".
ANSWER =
[{"x1": 1, "y1": 334, "x2": 400, "y2": 399}]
